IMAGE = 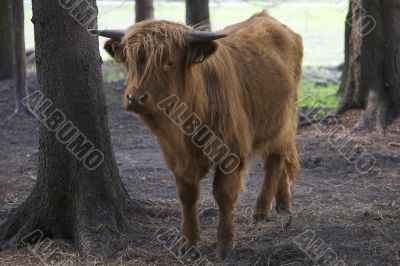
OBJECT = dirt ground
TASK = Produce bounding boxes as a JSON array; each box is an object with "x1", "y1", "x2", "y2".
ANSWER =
[{"x1": 0, "y1": 62, "x2": 400, "y2": 266}]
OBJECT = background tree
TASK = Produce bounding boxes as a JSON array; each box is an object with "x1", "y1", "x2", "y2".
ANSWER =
[
  {"x1": 338, "y1": 0, "x2": 400, "y2": 132},
  {"x1": 135, "y1": 0, "x2": 154, "y2": 22},
  {"x1": 338, "y1": 0, "x2": 352, "y2": 95},
  {"x1": 186, "y1": 0, "x2": 210, "y2": 31},
  {"x1": 9, "y1": 0, "x2": 27, "y2": 118},
  {"x1": 0, "y1": 0, "x2": 13, "y2": 80},
  {"x1": 0, "y1": 0, "x2": 142, "y2": 257}
]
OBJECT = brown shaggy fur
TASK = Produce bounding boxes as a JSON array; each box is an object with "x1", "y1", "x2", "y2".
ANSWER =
[{"x1": 104, "y1": 11, "x2": 303, "y2": 259}]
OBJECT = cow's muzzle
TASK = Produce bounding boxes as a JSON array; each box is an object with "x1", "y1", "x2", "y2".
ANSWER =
[{"x1": 125, "y1": 92, "x2": 151, "y2": 114}]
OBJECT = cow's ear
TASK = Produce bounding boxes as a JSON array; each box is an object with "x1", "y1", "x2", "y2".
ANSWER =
[
  {"x1": 188, "y1": 41, "x2": 218, "y2": 64},
  {"x1": 104, "y1": 39, "x2": 125, "y2": 63}
]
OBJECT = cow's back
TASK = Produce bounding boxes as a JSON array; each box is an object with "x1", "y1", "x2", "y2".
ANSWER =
[
  {"x1": 220, "y1": 11, "x2": 303, "y2": 155},
  {"x1": 222, "y1": 11, "x2": 302, "y2": 79}
]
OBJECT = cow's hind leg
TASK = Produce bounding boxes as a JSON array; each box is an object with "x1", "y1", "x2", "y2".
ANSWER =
[
  {"x1": 276, "y1": 150, "x2": 299, "y2": 214},
  {"x1": 253, "y1": 153, "x2": 284, "y2": 222},
  {"x1": 213, "y1": 168, "x2": 243, "y2": 260},
  {"x1": 275, "y1": 174, "x2": 292, "y2": 213},
  {"x1": 175, "y1": 177, "x2": 200, "y2": 256}
]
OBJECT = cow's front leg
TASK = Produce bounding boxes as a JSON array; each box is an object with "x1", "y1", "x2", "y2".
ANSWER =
[
  {"x1": 213, "y1": 168, "x2": 243, "y2": 260},
  {"x1": 175, "y1": 177, "x2": 200, "y2": 255}
]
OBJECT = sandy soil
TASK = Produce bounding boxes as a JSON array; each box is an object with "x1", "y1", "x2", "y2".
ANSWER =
[{"x1": 0, "y1": 63, "x2": 399, "y2": 266}]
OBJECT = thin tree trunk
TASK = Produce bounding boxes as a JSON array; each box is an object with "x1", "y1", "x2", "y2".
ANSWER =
[
  {"x1": 135, "y1": 0, "x2": 154, "y2": 23},
  {"x1": 0, "y1": 0, "x2": 13, "y2": 80},
  {"x1": 338, "y1": 0, "x2": 352, "y2": 95},
  {"x1": 186, "y1": 0, "x2": 210, "y2": 31},
  {"x1": 338, "y1": 0, "x2": 400, "y2": 132},
  {"x1": 8, "y1": 0, "x2": 27, "y2": 119},
  {"x1": 338, "y1": 0, "x2": 370, "y2": 112},
  {"x1": 0, "y1": 0, "x2": 136, "y2": 257}
]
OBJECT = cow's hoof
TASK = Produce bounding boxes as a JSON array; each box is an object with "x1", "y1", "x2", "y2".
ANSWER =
[
  {"x1": 283, "y1": 215, "x2": 293, "y2": 229},
  {"x1": 276, "y1": 207, "x2": 292, "y2": 216},
  {"x1": 275, "y1": 204, "x2": 292, "y2": 215},
  {"x1": 217, "y1": 249, "x2": 236, "y2": 261},
  {"x1": 178, "y1": 245, "x2": 201, "y2": 259},
  {"x1": 252, "y1": 213, "x2": 269, "y2": 224}
]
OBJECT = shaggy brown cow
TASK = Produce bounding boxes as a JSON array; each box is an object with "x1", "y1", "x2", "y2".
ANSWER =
[{"x1": 91, "y1": 10, "x2": 303, "y2": 260}]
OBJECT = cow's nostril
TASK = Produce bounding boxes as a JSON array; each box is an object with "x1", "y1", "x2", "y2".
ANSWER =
[
  {"x1": 127, "y1": 94, "x2": 133, "y2": 104},
  {"x1": 138, "y1": 92, "x2": 149, "y2": 105}
]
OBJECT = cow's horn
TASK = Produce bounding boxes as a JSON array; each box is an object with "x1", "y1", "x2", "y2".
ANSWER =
[
  {"x1": 89, "y1": 29, "x2": 126, "y2": 39},
  {"x1": 190, "y1": 31, "x2": 227, "y2": 43}
]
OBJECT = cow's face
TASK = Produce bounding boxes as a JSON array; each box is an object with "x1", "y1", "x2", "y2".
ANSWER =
[{"x1": 102, "y1": 21, "x2": 226, "y2": 115}]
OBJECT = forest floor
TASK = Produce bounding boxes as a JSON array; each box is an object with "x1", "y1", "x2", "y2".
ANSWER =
[{"x1": 0, "y1": 62, "x2": 400, "y2": 265}]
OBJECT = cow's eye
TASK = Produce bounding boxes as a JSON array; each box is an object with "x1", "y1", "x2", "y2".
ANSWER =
[{"x1": 166, "y1": 61, "x2": 174, "y2": 67}]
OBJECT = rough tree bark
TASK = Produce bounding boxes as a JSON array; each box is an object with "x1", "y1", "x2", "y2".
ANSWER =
[
  {"x1": 186, "y1": 0, "x2": 210, "y2": 31},
  {"x1": 135, "y1": 0, "x2": 154, "y2": 22},
  {"x1": 0, "y1": 0, "x2": 13, "y2": 80},
  {"x1": 338, "y1": 0, "x2": 400, "y2": 132},
  {"x1": 0, "y1": 0, "x2": 141, "y2": 258}
]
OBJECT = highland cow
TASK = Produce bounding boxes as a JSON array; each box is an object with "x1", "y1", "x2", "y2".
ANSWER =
[{"x1": 91, "y1": 10, "x2": 303, "y2": 260}]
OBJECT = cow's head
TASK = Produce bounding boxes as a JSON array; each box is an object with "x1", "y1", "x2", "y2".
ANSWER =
[{"x1": 90, "y1": 21, "x2": 227, "y2": 114}]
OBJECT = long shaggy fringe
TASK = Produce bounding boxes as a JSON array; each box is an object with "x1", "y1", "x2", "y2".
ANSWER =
[{"x1": 122, "y1": 21, "x2": 191, "y2": 83}]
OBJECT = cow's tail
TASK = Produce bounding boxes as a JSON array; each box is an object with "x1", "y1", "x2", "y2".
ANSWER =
[{"x1": 284, "y1": 147, "x2": 300, "y2": 182}]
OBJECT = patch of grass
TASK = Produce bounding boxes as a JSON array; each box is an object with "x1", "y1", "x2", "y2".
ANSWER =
[
  {"x1": 299, "y1": 83, "x2": 339, "y2": 109},
  {"x1": 102, "y1": 67, "x2": 127, "y2": 83}
]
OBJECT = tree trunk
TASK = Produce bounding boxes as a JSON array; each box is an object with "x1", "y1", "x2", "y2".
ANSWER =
[
  {"x1": 0, "y1": 0, "x2": 137, "y2": 258},
  {"x1": 8, "y1": 0, "x2": 27, "y2": 119},
  {"x1": 0, "y1": 0, "x2": 13, "y2": 80},
  {"x1": 135, "y1": 0, "x2": 154, "y2": 23},
  {"x1": 186, "y1": 0, "x2": 210, "y2": 31},
  {"x1": 338, "y1": 0, "x2": 400, "y2": 132},
  {"x1": 338, "y1": 0, "x2": 352, "y2": 95}
]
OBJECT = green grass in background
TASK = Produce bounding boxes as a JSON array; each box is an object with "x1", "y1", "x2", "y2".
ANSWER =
[
  {"x1": 299, "y1": 83, "x2": 339, "y2": 109},
  {"x1": 102, "y1": 64, "x2": 127, "y2": 82}
]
